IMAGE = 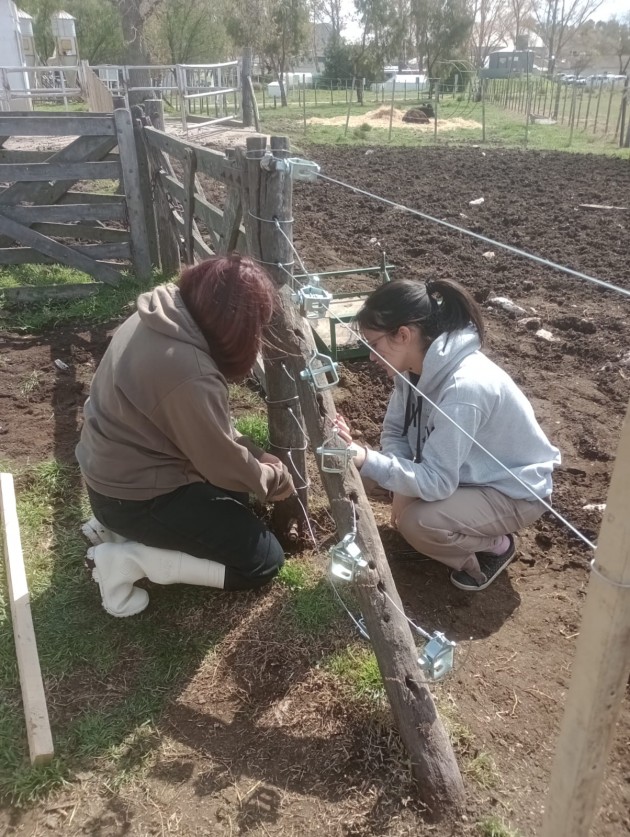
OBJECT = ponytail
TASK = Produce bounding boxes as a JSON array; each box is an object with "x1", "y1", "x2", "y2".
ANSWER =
[
  {"x1": 356, "y1": 278, "x2": 485, "y2": 346},
  {"x1": 425, "y1": 278, "x2": 485, "y2": 344}
]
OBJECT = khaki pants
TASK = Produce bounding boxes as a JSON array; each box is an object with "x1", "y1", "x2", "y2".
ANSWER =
[{"x1": 392, "y1": 485, "x2": 545, "y2": 576}]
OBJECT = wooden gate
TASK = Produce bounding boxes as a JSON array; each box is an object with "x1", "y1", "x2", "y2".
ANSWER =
[
  {"x1": 137, "y1": 109, "x2": 245, "y2": 277},
  {"x1": 0, "y1": 110, "x2": 151, "y2": 289}
]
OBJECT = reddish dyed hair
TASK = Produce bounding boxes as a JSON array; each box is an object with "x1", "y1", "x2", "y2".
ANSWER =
[{"x1": 178, "y1": 254, "x2": 276, "y2": 381}]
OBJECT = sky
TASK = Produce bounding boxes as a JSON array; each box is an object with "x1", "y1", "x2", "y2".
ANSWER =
[
  {"x1": 593, "y1": 0, "x2": 630, "y2": 19},
  {"x1": 340, "y1": 0, "x2": 630, "y2": 41}
]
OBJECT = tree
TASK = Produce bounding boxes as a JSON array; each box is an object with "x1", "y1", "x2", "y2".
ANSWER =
[
  {"x1": 228, "y1": 0, "x2": 309, "y2": 105},
  {"x1": 508, "y1": 0, "x2": 536, "y2": 44},
  {"x1": 108, "y1": 0, "x2": 164, "y2": 105},
  {"x1": 533, "y1": 0, "x2": 604, "y2": 77},
  {"x1": 410, "y1": 0, "x2": 473, "y2": 83},
  {"x1": 20, "y1": 0, "x2": 125, "y2": 64},
  {"x1": 150, "y1": 0, "x2": 230, "y2": 64},
  {"x1": 469, "y1": 0, "x2": 512, "y2": 68},
  {"x1": 264, "y1": 0, "x2": 310, "y2": 104},
  {"x1": 317, "y1": 0, "x2": 344, "y2": 45}
]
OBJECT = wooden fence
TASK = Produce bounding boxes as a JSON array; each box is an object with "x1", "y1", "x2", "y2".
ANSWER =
[
  {"x1": 0, "y1": 110, "x2": 151, "y2": 299},
  {"x1": 135, "y1": 106, "x2": 246, "y2": 276}
]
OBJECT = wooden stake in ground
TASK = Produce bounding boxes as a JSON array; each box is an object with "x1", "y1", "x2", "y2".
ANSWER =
[
  {"x1": 540, "y1": 400, "x2": 630, "y2": 837},
  {"x1": 0, "y1": 473, "x2": 54, "y2": 765}
]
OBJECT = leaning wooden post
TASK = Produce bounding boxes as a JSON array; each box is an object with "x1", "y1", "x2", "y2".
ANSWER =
[
  {"x1": 270, "y1": 281, "x2": 465, "y2": 815},
  {"x1": 540, "y1": 401, "x2": 630, "y2": 837},
  {"x1": 1, "y1": 473, "x2": 54, "y2": 766},
  {"x1": 240, "y1": 135, "x2": 308, "y2": 532},
  {"x1": 238, "y1": 138, "x2": 465, "y2": 814}
]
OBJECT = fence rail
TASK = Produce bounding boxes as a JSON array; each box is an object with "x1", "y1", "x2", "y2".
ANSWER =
[
  {"x1": 0, "y1": 110, "x2": 151, "y2": 291},
  {"x1": 0, "y1": 60, "x2": 242, "y2": 133}
]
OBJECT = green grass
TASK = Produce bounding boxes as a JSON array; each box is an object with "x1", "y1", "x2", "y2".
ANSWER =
[
  {"x1": 0, "y1": 459, "x2": 222, "y2": 805},
  {"x1": 276, "y1": 560, "x2": 310, "y2": 590},
  {"x1": 0, "y1": 264, "x2": 166, "y2": 333},
  {"x1": 477, "y1": 815, "x2": 521, "y2": 837},
  {"x1": 464, "y1": 751, "x2": 501, "y2": 789},
  {"x1": 0, "y1": 264, "x2": 93, "y2": 289},
  {"x1": 256, "y1": 95, "x2": 629, "y2": 157},
  {"x1": 285, "y1": 575, "x2": 341, "y2": 636},
  {"x1": 325, "y1": 647, "x2": 385, "y2": 702},
  {"x1": 33, "y1": 101, "x2": 88, "y2": 113},
  {"x1": 234, "y1": 413, "x2": 270, "y2": 450}
]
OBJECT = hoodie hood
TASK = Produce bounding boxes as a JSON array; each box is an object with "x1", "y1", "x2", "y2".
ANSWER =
[
  {"x1": 137, "y1": 283, "x2": 208, "y2": 353},
  {"x1": 419, "y1": 324, "x2": 481, "y2": 396}
]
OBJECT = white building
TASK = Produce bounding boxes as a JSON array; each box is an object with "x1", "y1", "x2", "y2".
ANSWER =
[{"x1": 0, "y1": 0, "x2": 32, "y2": 110}]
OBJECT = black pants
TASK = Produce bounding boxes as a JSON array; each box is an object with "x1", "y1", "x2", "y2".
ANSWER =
[{"x1": 87, "y1": 483, "x2": 284, "y2": 591}]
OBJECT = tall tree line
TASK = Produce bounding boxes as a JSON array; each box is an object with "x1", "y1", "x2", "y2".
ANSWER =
[{"x1": 17, "y1": 0, "x2": 630, "y2": 80}]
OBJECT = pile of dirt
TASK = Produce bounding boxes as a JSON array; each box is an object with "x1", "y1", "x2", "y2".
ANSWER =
[{"x1": 308, "y1": 107, "x2": 481, "y2": 132}]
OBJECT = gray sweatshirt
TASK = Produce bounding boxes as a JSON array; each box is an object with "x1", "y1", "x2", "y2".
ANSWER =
[{"x1": 360, "y1": 325, "x2": 560, "y2": 502}]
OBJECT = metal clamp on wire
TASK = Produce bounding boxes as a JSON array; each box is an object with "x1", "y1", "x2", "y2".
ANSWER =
[
  {"x1": 316, "y1": 429, "x2": 358, "y2": 473},
  {"x1": 259, "y1": 155, "x2": 320, "y2": 182},
  {"x1": 418, "y1": 632, "x2": 456, "y2": 681},
  {"x1": 329, "y1": 532, "x2": 368, "y2": 582},
  {"x1": 287, "y1": 157, "x2": 321, "y2": 182},
  {"x1": 291, "y1": 275, "x2": 332, "y2": 319},
  {"x1": 299, "y1": 350, "x2": 339, "y2": 391}
]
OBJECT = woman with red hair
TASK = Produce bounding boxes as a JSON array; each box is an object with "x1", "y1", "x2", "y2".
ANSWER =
[{"x1": 76, "y1": 255, "x2": 294, "y2": 618}]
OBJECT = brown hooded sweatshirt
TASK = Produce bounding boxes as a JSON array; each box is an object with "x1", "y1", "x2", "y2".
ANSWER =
[{"x1": 76, "y1": 283, "x2": 291, "y2": 503}]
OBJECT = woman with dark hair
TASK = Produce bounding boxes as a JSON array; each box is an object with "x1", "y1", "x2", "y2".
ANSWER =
[
  {"x1": 334, "y1": 278, "x2": 560, "y2": 591},
  {"x1": 76, "y1": 255, "x2": 294, "y2": 618}
]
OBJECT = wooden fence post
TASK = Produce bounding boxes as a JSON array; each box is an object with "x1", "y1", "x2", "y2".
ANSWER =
[
  {"x1": 239, "y1": 135, "x2": 307, "y2": 536},
  {"x1": 242, "y1": 46, "x2": 254, "y2": 128},
  {"x1": 240, "y1": 136, "x2": 466, "y2": 816},
  {"x1": 182, "y1": 148, "x2": 197, "y2": 264},
  {"x1": 113, "y1": 108, "x2": 152, "y2": 280},
  {"x1": 131, "y1": 106, "x2": 159, "y2": 269},
  {"x1": 137, "y1": 114, "x2": 180, "y2": 278},
  {"x1": 540, "y1": 400, "x2": 630, "y2": 837}
]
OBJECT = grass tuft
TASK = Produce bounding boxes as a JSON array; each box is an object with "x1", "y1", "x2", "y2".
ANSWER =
[
  {"x1": 477, "y1": 815, "x2": 520, "y2": 837},
  {"x1": 234, "y1": 413, "x2": 270, "y2": 450},
  {"x1": 276, "y1": 561, "x2": 310, "y2": 590},
  {"x1": 465, "y1": 751, "x2": 501, "y2": 789},
  {"x1": 286, "y1": 577, "x2": 340, "y2": 636},
  {"x1": 325, "y1": 646, "x2": 385, "y2": 702}
]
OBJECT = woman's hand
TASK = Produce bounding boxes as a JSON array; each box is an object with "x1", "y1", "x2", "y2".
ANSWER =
[
  {"x1": 266, "y1": 461, "x2": 295, "y2": 502},
  {"x1": 333, "y1": 415, "x2": 367, "y2": 469},
  {"x1": 390, "y1": 492, "x2": 416, "y2": 529}
]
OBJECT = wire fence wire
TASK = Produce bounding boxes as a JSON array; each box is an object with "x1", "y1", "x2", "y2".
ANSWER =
[
  {"x1": 251, "y1": 70, "x2": 629, "y2": 149},
  {"x1": 263, "y1": 152, "x2": 630, "y2": 555}
]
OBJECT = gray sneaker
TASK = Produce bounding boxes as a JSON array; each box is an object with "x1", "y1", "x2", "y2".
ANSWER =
[{"x1": 450, "y1": 535, "x2": 517, "y2": 592}]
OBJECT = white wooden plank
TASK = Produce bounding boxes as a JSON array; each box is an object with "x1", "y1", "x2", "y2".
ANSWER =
[{"x1": 0, "y1": 473, "x2": 54, "y2": 766}]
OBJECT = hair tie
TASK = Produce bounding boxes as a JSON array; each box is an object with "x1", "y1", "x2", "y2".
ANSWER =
[{"x1": 425, "y1": 281, "x2": 437, "y2": 297}]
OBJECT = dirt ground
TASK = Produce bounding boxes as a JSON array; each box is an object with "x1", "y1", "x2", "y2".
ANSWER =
[{"x1": 1, "y1": 146, "x2": 629, "y2": 836}]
